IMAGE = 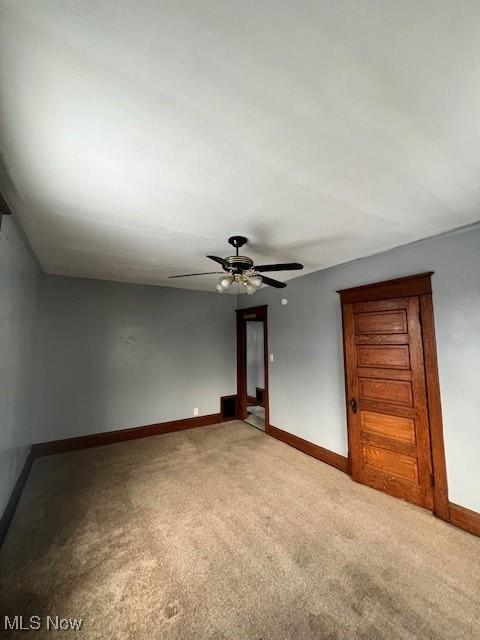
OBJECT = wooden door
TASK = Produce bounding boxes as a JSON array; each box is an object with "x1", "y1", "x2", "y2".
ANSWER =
[{"x1": 342, "y1": 295, "x2": 434, "y2": 510}]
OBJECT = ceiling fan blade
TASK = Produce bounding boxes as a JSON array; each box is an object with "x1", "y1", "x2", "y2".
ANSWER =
[
  {"x1": 169, "y1": 271, "x2": 223, "y2": 279},
  {"x1": 207, "y1": 255, "x2": 228, "y2": 268},
  {"x1": 255, "y1": 262, "x2": 303, "y2": 272},
  {"x1": 261, "y1": 275, "x2": 287, "y2": 289}
]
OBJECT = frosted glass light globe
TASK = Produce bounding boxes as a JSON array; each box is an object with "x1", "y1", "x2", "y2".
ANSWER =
[
  {"x1": 219, "y1": 275, "x2": 233, "y2": 289},
  {"x1": 245, "y1": 283, "x2": 256, "y2": 294},
  {"x1": 248, "y1": 275, "x2": 263, "y2": 288}
]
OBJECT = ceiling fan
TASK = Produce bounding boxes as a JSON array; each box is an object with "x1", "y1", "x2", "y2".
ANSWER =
[{"x1": 169, "y1": 236, "x2": 304, "y2": 294}]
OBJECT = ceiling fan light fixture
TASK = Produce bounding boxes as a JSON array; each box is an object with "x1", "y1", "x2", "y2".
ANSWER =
[{"x1": 244, "y1": 282, "x2": 256, "y2": 294}]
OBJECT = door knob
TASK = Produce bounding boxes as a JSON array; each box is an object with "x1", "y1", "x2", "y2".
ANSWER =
[{"x1": 350, "y1": 398, "x2": 358, "y2": 414}]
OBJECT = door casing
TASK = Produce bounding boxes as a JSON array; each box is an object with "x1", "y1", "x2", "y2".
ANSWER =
[
  {"x1": 338, "y1": 272, "x2": 450, "y2": 521},
  {"x1": 236, "y1": 305, "x2": 269, "y2": 429}
]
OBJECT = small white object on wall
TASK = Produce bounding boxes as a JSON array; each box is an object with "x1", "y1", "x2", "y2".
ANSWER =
[
  {"x1": 281, "y1": 298, "x2": 288, "y2": 306},
  {"x1": 269, "y1": 353, "x2": 274, "y2": 362}
]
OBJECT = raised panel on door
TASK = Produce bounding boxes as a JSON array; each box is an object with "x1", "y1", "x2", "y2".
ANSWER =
[
  {"x1": 342, "y1": 295, "x2": 434, "y2": 510},
  {"x1": 359, "y1": 378, "x2": 413, "y2": 406},
  {"x1": 362, "y1": 445, "x2": 419, "y2": 482},
  {"x1": 361, "y1": 411, "x2": 416, "y2": 444},
  {"x1": 356, "y1": 345, "x2": 410, "y2": 369},
  {"x1": 355, "y1": 309, "x2": 408, "y2": 334}
]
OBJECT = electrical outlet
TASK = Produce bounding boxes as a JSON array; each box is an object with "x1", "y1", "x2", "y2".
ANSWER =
[{"x1": 193, "y1": 407, "x2": 199, "y2": 416}]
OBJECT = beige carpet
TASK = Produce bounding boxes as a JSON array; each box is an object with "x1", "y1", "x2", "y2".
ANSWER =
[{"x1": 1, "y1": 421, "x2": 479, "y2": 639}]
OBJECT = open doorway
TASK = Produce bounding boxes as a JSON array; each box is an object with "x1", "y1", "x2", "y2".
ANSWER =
[
  {"x1": 245, "y1": 321, "x2": 265, "y2": 429},
  {"x1": 236, "y1": 306, "x2": 269, "y2": 431}
]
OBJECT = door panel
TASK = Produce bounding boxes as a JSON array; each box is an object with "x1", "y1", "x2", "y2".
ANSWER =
[
  {"x1": 342, "y1": 296, "x2": 434, "y2": 510},
  {"x1": 356, "y1": 333, "x2": 409, "y2": 345},
  {"x1": 355, "y1": 310, "x2": 407, "y2": 334},
  {"x1": 359, "y1": 378, "x2": 413, "y2": 406},
  {"x1": 362, "y1": 445, "x2": 419, "y2": 482},
  {"x1": 356, "y1": 345, "x2": 410, "y2": 369},
  {"x1": 361, "y1": 411, "x2": 416, "y2": 444},
  {"x1": 357, "y1": 367, "x2": 412, "y2": 381}
]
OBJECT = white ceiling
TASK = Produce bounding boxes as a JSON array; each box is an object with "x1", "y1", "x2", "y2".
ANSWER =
[{"x1": 1, "y1": 1, "x2": 480, "y2": 292}]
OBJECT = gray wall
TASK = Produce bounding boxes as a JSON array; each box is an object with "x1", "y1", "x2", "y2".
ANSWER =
[
  {"x1": 32, "y1": 276, "x2": 237, "y2": 443},
  {"x1": 238, "y1": 224, "x2": 480, "y2": 513},
  {"x1": 0, "y1": 215, "x2": 40, "y2": 515}
]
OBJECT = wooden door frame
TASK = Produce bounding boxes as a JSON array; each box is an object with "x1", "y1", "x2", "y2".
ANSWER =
[
  {"x1": 236, "y1": 305, "x2": 269, "y2": 429},
  {"x1": 338, "y1": 272, "x2": 450, "y2": 521}
]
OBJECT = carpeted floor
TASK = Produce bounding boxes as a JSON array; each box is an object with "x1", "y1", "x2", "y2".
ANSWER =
[{"x1": 1, "y1": 421, "x2": 479, "y2": 639}]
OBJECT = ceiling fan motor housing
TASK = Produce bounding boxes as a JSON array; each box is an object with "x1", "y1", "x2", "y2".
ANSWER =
[
  {"x1": 226, "y1": 236, "x2": 252, "y2": 271},
  {"x1": 226, "y1": 255, "x2": 254, "y2": 272}
]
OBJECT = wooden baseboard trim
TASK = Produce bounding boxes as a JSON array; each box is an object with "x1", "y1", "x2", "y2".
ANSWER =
[
  {"x1": 33, "y1": 413, "x2": 227, "y2": 457},
  {"x1": 449, "y1": 502, "x2": 480, "y2": 537},
  {"x1": 267, "y1": 424, "x2": 350, "y2": 474},
  {"x1": 0, "y1": 449, "x2": 34, "y2": 548}
]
